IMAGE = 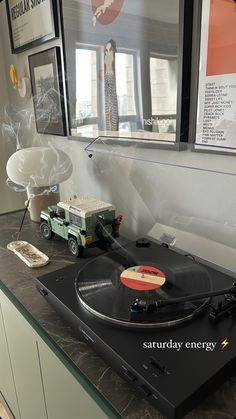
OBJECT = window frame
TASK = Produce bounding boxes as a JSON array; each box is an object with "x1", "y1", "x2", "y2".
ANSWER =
[{"x1": 73, "y1": 44, "x2": 103, "y2": 131}]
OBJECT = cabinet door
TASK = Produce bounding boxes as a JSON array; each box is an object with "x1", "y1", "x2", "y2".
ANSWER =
[
  {"x1": 0, "y1": 302, "x2": 20, "y2": 419},
  {"x1": 0, "y1": 291, "x2": 47, "y2": 419},
  {"x1": 38, "y1": 340, "x2": 110, "y2": 419}
]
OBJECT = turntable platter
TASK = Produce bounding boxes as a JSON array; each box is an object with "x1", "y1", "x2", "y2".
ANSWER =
[{"x1": 75, "y1": 244, "x2": 212, "y2": 328}]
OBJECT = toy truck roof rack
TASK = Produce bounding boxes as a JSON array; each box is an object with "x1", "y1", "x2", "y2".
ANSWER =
[{"x1": 57, "y1": 197, "x2": 115, "y2": 218}]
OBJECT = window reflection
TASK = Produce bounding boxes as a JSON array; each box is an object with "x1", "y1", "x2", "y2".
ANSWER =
[
  {"x1": 116, "y1": 53, "x2": 136, "y2": 116},
  {"x1": 150, "y1": 56, "x2": 177, "y2": 133},
  {"x1": 76, "y1": 49, "x2": 98, "y2": 120},
  {"x1": 150, "y1": 57, "x2": 177, "y2": 116}
]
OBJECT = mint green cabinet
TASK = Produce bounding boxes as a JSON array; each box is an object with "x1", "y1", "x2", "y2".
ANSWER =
[
  {"x1": 38, "y1": 341, "x2": 109, "y2": 419},
  {"x1": 0, "y1": 301, "x2": 20, "y2": 419},
  {"x1": 0, "y1": 290, "x2": 114, "y2": 419},
  {"x1": 0, "y1": 291, "x2": 47, "y2": 419}
]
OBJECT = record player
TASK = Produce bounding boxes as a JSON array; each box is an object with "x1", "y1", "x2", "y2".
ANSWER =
[{"x1": 36, "y1": 238, "x2": 236, "y2": 419}]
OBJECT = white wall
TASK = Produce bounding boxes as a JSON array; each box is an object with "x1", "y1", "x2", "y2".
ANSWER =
[
  {"x1": 0, "y1": 12, "x2": 25, "y2": 214},
  {"x1": 0, "y1": 2, "x2": 61, "y2": 213},
  {"x1": 1, "y1": 2, "x2": 236, "y2": 274}
]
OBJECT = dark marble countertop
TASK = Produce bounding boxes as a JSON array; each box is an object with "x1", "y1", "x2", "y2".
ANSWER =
[{"x1": 0, "y1": 211, "x2": 236, "y2": 419}]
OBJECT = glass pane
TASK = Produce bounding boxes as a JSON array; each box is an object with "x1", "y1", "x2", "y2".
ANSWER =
[
  {"x1": 150, "y1": 57, "x2": 177, "y2": 133},
  {"x1": 150, "y1": 57, "x2": 177, "y2": 114},
  {"x1": 76, "y1": 49, "x2": 98, "y2": 120},
  {"x1": 63, "y1": 0, "x2": 180, "y2": 142},
  {"x1": 116, "y1": 53, "x2": 136, "y2": 116}
]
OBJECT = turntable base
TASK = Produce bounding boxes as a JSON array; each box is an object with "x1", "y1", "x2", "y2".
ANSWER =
[{"x1": 36, "y1": 240, "x2": 236, "y2": 419}]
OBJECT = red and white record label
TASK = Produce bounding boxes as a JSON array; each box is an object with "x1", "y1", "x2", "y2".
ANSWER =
[{"x1": 120, "y1": 266, "x2": 166, "y2": 291}]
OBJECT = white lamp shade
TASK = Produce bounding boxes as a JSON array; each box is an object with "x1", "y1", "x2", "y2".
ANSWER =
[{"x1": 6, "y1": 147, "x2": 73, "y2": 188}]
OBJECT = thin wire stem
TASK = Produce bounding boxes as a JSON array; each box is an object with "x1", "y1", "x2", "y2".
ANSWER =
[{"x1": 16, "y1": 198, "x2": 31, "y2": 241}]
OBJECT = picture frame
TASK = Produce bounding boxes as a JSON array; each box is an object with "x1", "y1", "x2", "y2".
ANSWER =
[
  {"x1": 6, "y1": 0, "x2": 60, "y2": 54},
  {"x1": 28, "y1": 47, "x2": 67, "y2": 136},
  {"x1": 192, "y1": 0, "x2": 236, "y2": 153},
  {"x1": 61, "y1": 0, "x2": 193, "y2": 145}
]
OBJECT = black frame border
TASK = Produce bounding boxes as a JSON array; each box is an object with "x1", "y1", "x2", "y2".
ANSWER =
[
  {"x1": 28, "y1": 46, "x2": 67, "y2": 136},
  {"x1": 6, "y1": 0, "x2": 60, "y2": 54},
  {"x1": 61, "y1": 0, "x2": 194, "y2": 145}
]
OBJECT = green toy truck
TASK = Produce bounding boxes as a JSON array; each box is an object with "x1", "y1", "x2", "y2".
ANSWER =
[{"x1": 40, "y1": 197, "x2": 122, "y2": 257}]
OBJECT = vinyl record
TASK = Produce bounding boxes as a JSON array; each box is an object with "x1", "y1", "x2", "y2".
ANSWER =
[{"x1": 75, "y1": 244, "x2": 212, "y2": 329}]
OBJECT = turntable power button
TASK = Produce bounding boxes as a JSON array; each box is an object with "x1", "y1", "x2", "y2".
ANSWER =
[
  {"x1": 39, "y1": 288, "x2": 48, "y2": 296},
  {"x1": 125, "y1": 370, "x2": 137, "y2": 382},
  {"x1": 150, "y1": 357, "x2": 166, "y2": 373}
]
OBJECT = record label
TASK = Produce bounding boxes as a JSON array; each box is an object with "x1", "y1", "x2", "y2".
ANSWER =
[{"x1": 120, "y1": 266, "x2": 166, "y2": 291}]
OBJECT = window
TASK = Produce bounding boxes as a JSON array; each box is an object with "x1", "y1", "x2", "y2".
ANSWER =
[
  {"x1": 57, "y1": 208, "x2": 65, "y2": 219},
  {"x1": 150, "y1": 56, "x2": 178, "y2": 133},
  {"x1": 76, "y1": 48, "x2": 98, "y2": 121},
  {"x1": 74, "y1": 46, "x2": 141, "y2": 135},
  {"x1": 115, "y1": 51, "x2": 141, "y2": 133},
  {"x1": 69, "y1": 213, "x2": 82, "y2": 228},
  {"x1": 116, "y1": 53, "x2": 136, "y2": 117}
]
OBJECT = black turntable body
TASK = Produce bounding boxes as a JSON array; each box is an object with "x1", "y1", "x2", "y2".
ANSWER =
[{"x1": 36, "y1": 239, "x2": 236, "y2": 419}]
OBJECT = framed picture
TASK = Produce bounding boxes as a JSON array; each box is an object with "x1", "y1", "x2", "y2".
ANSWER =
[
  {"x1": 29, "y1": 47, "x2": 67, "y2": 136},
  {"x1": 6, "y1": 0, "x2": 60, "y2": 54},
  {"x1": 193, "y1": 0, "x2": 236, "y2": 153},
  {"x1": 61, "y1": 0, "x2": 193, "y2": 145}
]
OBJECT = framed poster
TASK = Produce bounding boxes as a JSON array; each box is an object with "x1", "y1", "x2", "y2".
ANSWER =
[
  {"x1": 6, "y1": 0, "x2": 60, "y2": 54},
  {"x1": 61, "y1": 0, "x2": 193, "y2": 144},
  {"x1": 29, "y1": 47, "x2": 67, "y2": 136},
  {"x1": 195, "y1": 0, "x2": 236, "y2": 152}
]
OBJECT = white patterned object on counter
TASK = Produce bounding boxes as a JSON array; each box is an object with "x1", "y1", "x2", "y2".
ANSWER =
[{"x1": 7, "y1": 241, "x2": 49, "y2": 268}]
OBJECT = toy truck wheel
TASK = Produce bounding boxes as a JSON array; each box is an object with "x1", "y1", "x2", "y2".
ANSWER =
[
  {"x1": 68, "y1": 237, "x2": 83, "y2": 257},
  {"x1": 40, "y1": 222, "x2": 54, "y2": 240}
]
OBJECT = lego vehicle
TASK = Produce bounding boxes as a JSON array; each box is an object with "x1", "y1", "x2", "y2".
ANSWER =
[{"x1": 40, "y1": 197, "x2": 122, "y2": 257}]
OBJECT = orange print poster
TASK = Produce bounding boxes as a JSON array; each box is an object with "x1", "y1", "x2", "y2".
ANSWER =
[{"x1": 207, "y1": 0, "x2": 236, "y2": 76}]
